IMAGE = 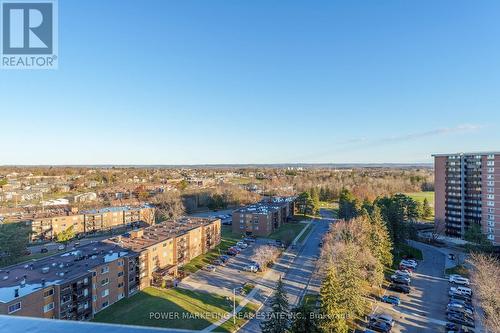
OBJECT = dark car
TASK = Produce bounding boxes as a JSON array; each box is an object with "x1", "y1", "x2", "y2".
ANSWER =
[
  {"x1": 368, "y1": 321, "x2": 391, "y2": 332},
  {"x1": 390, "y1": 275, "x2": 410, "y2": 285},
  {"x1": 40, "y1": 248, "x2": 48, "y2": 253},
  {"x1": 219, "y1": 255, "x2": 229, "y2": 262},
  {"x1": 389, "y1": 283, "x2": 410, "y2": 294},
  {"x1": 226, "y1": 249, "x2": 237, "y2": 256},
  {"x1": 447, "y1": 313, "x2": 475, "y2": 328}
]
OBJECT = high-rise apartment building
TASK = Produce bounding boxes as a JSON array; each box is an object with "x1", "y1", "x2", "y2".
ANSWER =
[{"x1": 434, "y1": 152, "x2": 499, "y2": 244}]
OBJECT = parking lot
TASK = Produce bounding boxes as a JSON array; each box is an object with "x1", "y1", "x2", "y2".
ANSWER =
[
  {"x1": 369, "y1": 241, "x2": 480, "y2": 333},
  {"x1": 178, "y1": 237, "x2": 273, "y2": 298}
]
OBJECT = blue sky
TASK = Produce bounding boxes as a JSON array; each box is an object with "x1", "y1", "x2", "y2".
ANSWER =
[{"x1": 1, "y1": 0, "x2": 499, "y2": 165}]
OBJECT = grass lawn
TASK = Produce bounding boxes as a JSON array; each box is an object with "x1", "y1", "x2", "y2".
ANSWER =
[
  {"x1": 392, "y1": 243, "x2": 423, "y2": 269},
  {"x1": 93, "y1": 287, "x2": 235, "y2": 330},
  {"x1": 405, "y1": 191, "x2": 435, "y2": 205},
  {"x1": 445, "y1": 265, "x2": 470, "y2": 278},
  {"x1": 302, "y1": 293, "x2": 319, "y2": 308},
  {"x1": 182, "y1": 226, "x2": 243, "y2": 274},
  {"x1": 213, "y1": 302, "x2": 260, "y2": 333},
  {"x1": 268, "y1": 222, "x2": 307, "y2": 242}
]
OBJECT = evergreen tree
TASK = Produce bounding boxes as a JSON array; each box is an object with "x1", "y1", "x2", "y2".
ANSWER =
[
  {"x1": 296, "y1": 192, "x2": 315, "y2": 215},
  {"x1": 338, "y1": 188, "x2": 360, "y2": 220},
  {"x1": 261, "y1": 276, "x2": 291, "y2": 333},
  {"x1": 310, "y1": 187, "x2": 320, "y2": 214},
  {"x1": 290, "y1": 302, "x2": 319, "y2": 333},
  {"x1": 319, "y1": 268, "x2": 348, "y2": 333},
  {"x1": 336, "y1": 244, "x2": 365, "y2": 318},
  {"x1": 369, "y1": 206, "x2": 393, "y2": 267},
  {"x1": 422, "y1": 198, "x2": 432, "y2": 219}
]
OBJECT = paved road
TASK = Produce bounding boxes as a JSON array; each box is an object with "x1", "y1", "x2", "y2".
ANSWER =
[
  {"x1": 240, "y1": 210, "x2": 332, "y2": 333},
  {"x1": 372, "y1": 241, "x2": 451, "y2": 333}
]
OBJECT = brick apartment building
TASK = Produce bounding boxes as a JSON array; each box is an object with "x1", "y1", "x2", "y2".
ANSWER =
[
  {"x1": 29, "y1": 205, "x2": 156, "y2": 242},
  {"x1": 0, "y1": 217, "x2": 221, "y2": 319},
  {"x1": 434, "y1": 152, "x2": 500, "y2": 244},
  {"x1": 232, "y1": 196, "x2": 295, "y2": 236}
]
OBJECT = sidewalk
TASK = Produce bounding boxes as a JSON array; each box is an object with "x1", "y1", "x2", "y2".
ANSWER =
[{"x1": 202, "y1": 221, "x2": 314, "y2": 332}]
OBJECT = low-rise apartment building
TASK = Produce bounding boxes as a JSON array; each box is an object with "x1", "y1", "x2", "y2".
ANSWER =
[
  {"x1": 434, "y1": 152, "x2": 500, "y2": 244},
  {"x1": 29, "y1": 205, "x2": 155, "y2": 242},
  {"x1": 0, "y1": 217, "x2": 221, "y2": 320},
  {"x1": 232, "y1": 196, "x2": 295, "y2": 236}
]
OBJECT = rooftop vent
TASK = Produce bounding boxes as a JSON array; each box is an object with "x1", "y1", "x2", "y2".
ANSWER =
[{"x1": 41, "y1": 267, "x2": 50, "y2": 274}]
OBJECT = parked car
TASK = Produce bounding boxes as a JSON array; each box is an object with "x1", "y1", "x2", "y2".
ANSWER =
[
  {"x1": 391, "y1": 275, "x2": 410, "y2": 285},
  {"x1": 243, "y1": 237, "x2": 256, "y2": 243},
  {"x1": 447, "y1": 313, "x2": 475, "y2": 328},
  {"x1": 400, "y1": 260, "x2": 417, "y2": 269},
  {"x1": 236, "y1": 241, "x2": 248, "y2": 249},
  {"x1": 57, "y1": 244, "x2": 65, "y2": 251},
  {"x1": 447, "y1": 307, "x2": 473, "y2": 317},
  {"x1": 226, "y1": 249, "x2": 237, "y2": 256},
  {"x1": 203, "y1": 265, "x2": 216, "y2": 272},
  {"x1": 449, "y1": 299, "x2": 474, "y2": 311},
  {"x1": 243, "y1": 265, "x2": 258, "y2": 273},
  {"x1": 370, "y1": 314, "x2": 394, "y2": 327},
  {"x1": 395, "y1": 269, "x2": 412, "y2": 277},
  {"x1": 449, "y1": 275, "x2": 470, "y2": 286},
  {"x1": 389, "y1": 283, "x2": 410, "y2": 294},
  {"x1": 40, "y1": 248, "x2": 48, "y2": 253},
  {"x1": 450, "y1": 286, "x2": 472, "y2": 297},
  {"x1": 381, "y1": 295, "x2": 400, "y2": 306},
  {"x1": 228, "y1": 246, "x2": 240, "y2": 254},
  {"x1": 448, "y1": 303, "x2": 474, "y2": 314},
  {"x1": 212, "y1": 259, "x2": 225, "y2": 266},
  {"x1": 219, "y1": 255, "x2": 230, "y2": 262},
  {"x1": 368, "y1": 320, "x2": 391, "y2": 332}
]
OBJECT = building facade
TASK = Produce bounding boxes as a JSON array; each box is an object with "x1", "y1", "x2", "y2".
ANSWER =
[
  {"x1": 232, "y1": 197, "x2": 295, "y2": 236},
  {"x1": 0, "y1": 217, "x2": 221, "y2": 319},
  {"x1": 434, "y1": 152, "x2": 500, "y2": 244},
  {"x1": 29, "y1": 205, "x2": 155, "y2": 242}
]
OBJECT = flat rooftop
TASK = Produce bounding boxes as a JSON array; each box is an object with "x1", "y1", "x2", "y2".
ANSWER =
[
  {"x1": 432, "y1": 151, "x2": 500, "y2": 157},
  {"x1": 105, "y1": 217, "x2": 219, "y2": 252},
  {"x1": 81, "y1": 204, "x2": 153, "y2": 215},
  {"x1": 0, "y1": 241, "x2": 133, "y2": 304},
  {"x1": 235, "y1": 201, "x2": 291, "y2": 215}
]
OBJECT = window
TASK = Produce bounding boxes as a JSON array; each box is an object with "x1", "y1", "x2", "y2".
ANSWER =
[
  {"x1": 101, "y1": 278, "x2": 109, "y2": 286},
  {"x1": 8, "y1": 302, "x2": 21, "y2": 314},
  {"x1": 118, "y1": 282, "x2": 124, "y2": 288},
  {"x1": 117, "y1": 271, "x2": 124, "y2": 277},
  {"x1": 102, "y1": 301, "x2": 109, "y2": 308},
  {"x1": 117, "y1": 260, "x2": 124, "y2": 267},
  {"x1": 101, "y1": 266, "x2": 109, "y2": 274},
  {"x1": 101, "y1": 289, "x2": 109, "y2": 297},
  {"x1": 43, "y1": 302, "x2": 54, "y2": 313},
  {"x1": 43, "y1": 289, "x2": 54, "y2": 298},
  {"x1": 118, "y1": 293, "x2": 124, "y2": 300},
  {"x1": 93, "y1": 295, "x2": 97, "y2": 302}
]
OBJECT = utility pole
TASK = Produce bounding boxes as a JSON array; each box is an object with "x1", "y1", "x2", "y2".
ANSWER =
[{"x1": 233, "y1": 288, "x2": 236, "y2": 325}]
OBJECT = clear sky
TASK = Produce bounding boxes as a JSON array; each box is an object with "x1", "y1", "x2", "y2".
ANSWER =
[{"x1": 1, "y1": 0, "x2": 499, "y2": 165}]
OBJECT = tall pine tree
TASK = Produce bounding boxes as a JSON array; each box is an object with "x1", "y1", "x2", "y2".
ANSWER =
[
  {"x1": 319, "y1": 268, "x2": 348, "y2": 333},
  {"x1": 261, "y1": 276, "x2": 291, "y2": 333}
]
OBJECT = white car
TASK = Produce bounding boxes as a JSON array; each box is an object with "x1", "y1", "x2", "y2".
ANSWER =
[
  {"x1": 449, "y1": 275, "x2": 470, "y2": 286},
  {"x1": 57, "y1": 245, "x2": 65, "y2": 251},
  {"x1": 400, "y1": 260, "x2": 417, "y2": 269},
  {"x1": 236, "y1": 242, "x2": 248, "y2": 249},
  {"x1": 450, "y1": 286, "x2": 472, "y2": 297},
  {"x1": 203, "y1": 265, "x2": 216, "y2": 272},
  {"x1": 395, "y1": 270, "x2": 412, "y2": 277},
  {"x1": 243, "y1": 265, "x2": 258, "y2": 273}
]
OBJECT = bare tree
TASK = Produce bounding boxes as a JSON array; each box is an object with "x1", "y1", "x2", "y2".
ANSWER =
[
  {"x1": 151, "y1": 191, "x2": 185, "y2": 222},
  {"x1": 467, "y1": 253, "x2": 500, "y2": 333},
  {"x1": 251, "y1": 245, "x2": 280, "y2": 271}
]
